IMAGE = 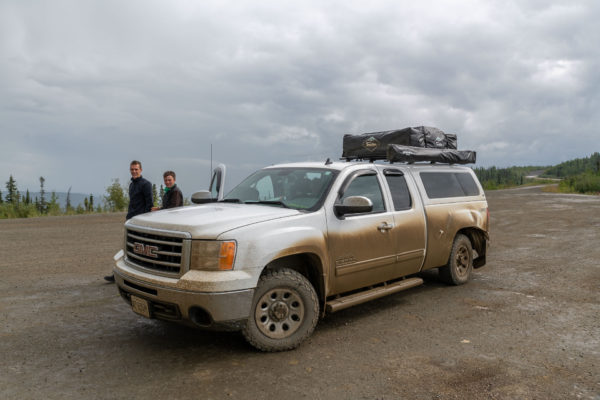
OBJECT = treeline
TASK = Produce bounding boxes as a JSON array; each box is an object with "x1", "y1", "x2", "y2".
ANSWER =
[
  {"x1": 473, "y1": 166, "x2": 545, "y2": 190},
  {"x1": 1, "y1": 175, "x2": 166, "y2": 219},
  {"x1": 0, "y1": 176, "x2": 100, "y2": 218},
  {"x1": 474, "y1": 152, "x2": 600, "y2": 194},
  {"x1": 0, "y1": 176, "x2": 165, "y2": 219},
  {"x1": 544, "y1": 152, "x2": 600, "y2": 194},
  {"x1": 542, "y1": 152, "x2": 600, "y2": 177}
]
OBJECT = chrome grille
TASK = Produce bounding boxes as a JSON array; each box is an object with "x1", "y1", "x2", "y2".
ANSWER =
[{"x1": 125, "y1": 227, "x2": 190, "y2": 275}]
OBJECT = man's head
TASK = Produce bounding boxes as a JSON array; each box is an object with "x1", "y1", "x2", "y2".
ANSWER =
[
  {"x1": 130, "y1": 161, "x2": 142, "y2": 179},
  {"x1": 163, "y1": 171, "x2": 176, "y2": 188}
]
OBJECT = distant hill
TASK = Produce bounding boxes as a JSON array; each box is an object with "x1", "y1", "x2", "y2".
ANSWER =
[{"x1": 22, "y1": 192, "x2": 102, "y2": 208}]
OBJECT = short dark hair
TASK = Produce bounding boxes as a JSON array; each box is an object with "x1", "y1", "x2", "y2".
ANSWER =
[
  {"x1": 130, "y1": 160, "x2": 142, "y2": 169},
  {"x1": 163, "y1": 170, "x2": 176, "y2": 179}
]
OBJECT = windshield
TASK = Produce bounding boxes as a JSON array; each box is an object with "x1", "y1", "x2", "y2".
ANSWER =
[{"x1": 225, "y1": 168, "x2": 338, "y2": 211}]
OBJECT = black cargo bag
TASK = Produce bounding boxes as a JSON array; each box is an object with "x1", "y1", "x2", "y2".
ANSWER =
[
  {"x1": 342, "y1": 126, "x2": 457, "y2": 160},
  {"x1": 387, "y1": 144, "x2": 476, "y2": 164}
]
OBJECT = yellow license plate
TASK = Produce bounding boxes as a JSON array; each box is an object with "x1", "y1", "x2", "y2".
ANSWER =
[{"x1": 131, "y1": 295, "x2": 151, "y2": 318}]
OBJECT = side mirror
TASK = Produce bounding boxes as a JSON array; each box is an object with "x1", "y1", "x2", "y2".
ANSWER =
[
  {"x1": 191, "y1": 190, "x2": 213, "y2": 204},
  {"x1": 334, "y1": 196, "x2": 373, "y2": 216}
]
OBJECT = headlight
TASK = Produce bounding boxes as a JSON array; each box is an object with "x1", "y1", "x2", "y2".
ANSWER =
[{"x1": 190, "y1": 240, "x2": 237, "y2": 271}]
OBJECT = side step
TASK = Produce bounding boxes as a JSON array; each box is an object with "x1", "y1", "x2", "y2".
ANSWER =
[{"x1": 326, "y1": 277, "x2": 424, "y2": 313}]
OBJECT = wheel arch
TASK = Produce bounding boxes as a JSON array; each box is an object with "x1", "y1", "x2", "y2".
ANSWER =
[
  {"x1": 263, "y1": 253, "x2": 326, "y2": 316},
  {"x1": 456, "y1": 227, "x2": 488, "y2": 268}
]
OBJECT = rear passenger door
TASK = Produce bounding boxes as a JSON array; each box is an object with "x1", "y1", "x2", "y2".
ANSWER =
[{"x1": 382, "y1": 168, "x2": 426, "y2": 276}]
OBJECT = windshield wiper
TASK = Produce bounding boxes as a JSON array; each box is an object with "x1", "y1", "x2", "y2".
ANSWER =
[
  {"x1": 221, "y1": 198, "x2": 241, "y2": 203},
  {"x1": 244, "y1": 200, "x2": 289, "y2": 208}
]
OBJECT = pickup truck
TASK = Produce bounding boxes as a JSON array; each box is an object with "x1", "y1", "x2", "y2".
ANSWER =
[{"x1": 113, "y1": 160, "x2": 489, "y2": 351}]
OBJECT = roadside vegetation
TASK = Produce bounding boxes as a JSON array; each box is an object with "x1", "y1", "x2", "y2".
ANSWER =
[
  {"x1": 474, "y1": 152, "x2": 600, "y2": 194},
  {"x1": 473, "y1": 166, "x2": 548, "y2": 190},
  {"x1": 0, "y1": 176, "x2": 162, "y2": 219}
]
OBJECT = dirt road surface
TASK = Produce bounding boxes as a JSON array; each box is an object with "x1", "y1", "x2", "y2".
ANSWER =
[{"x1": 1, "y1": 186, "x2": 599, "y2": 399}]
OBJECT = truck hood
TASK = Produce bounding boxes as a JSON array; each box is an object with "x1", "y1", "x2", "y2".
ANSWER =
[{"x1": 127, "y1": 203, "x2": 301, "y2": 239}]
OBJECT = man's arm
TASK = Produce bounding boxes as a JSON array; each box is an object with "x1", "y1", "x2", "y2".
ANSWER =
[
  {"x1": 174, "y1": 189, "x2": 184, "y2": 207},
  {"x1": 143, "y1": 181, "x2": 153, "y2": 212}
]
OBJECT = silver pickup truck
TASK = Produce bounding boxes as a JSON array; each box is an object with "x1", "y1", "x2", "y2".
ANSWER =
[{"x1": 113, "y1": 160, "x2": 489, "y2": 351}]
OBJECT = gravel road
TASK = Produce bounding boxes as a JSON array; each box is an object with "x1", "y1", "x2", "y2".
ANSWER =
[{"x1": 1, "y1": 186, "x2": 599, "y2": 399}]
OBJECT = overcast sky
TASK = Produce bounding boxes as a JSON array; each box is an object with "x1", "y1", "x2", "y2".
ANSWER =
[{"x1": 1, "y1": 0, "x2": 598, "y2": 196}]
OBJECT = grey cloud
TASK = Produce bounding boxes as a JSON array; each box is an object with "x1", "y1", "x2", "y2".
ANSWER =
[{"x1": 1, "y1": 0, "x2": 599, "y2": 193}]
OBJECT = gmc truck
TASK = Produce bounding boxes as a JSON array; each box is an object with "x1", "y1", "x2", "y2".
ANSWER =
[{"x1": 113, "y1": 159, "x2": 489, "y2": 351}]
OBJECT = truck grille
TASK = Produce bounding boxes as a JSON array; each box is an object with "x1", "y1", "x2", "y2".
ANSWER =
[{"x1": 125, "y1": 227, "x2": 189, "y2": 275}]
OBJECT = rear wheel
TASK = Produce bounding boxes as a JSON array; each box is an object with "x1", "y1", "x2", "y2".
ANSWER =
[
  {"x1": 242, "y1": 268, "x2": 319, "y2": 352},
  {"x1": 439, "y1": 234, "x2": 473, "y2": 285}
]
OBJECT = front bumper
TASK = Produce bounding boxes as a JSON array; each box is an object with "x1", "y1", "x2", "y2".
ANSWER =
[{"x1": 114, "y1": 268, "x2": 254, "y2": 330}]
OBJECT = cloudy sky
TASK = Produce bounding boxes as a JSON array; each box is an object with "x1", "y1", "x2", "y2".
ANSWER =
[{"x1": 1, "y1": 0, "x2": 598, "y2": 196}]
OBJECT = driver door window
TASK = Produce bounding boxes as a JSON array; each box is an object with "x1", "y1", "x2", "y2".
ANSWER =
[{"x1": 340, "y1": 174, "x2": 385, "y2": 213}]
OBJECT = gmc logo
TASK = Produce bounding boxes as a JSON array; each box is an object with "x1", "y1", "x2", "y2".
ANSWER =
[{"x1": 133, "y1": 242, "x2": 159, "y2": 258}]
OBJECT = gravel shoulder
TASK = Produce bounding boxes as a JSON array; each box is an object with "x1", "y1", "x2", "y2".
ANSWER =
[{"x1": 1, "y1": 187, "x2": 599, "y2": 399}]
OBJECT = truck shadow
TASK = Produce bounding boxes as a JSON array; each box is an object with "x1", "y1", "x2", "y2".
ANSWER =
[{"x1": 316, "y1": 269, "x2": 447, "y2": 333}]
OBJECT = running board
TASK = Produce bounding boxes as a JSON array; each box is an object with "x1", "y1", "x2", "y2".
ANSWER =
[{"x1": 326, "y1": 277, "x2": 424, "y2": 313}]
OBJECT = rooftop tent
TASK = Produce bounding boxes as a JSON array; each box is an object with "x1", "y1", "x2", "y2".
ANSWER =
[{"x1": 342, "y1": 126, "x2": 458, "y2": 161}]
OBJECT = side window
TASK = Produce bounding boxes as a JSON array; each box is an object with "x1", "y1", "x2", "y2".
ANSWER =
[
  {"x1": 420, "y1": 172, "x2": 480, "y2": 199},
  {"x1": 340, "y1": 174, "x2": 385, "y2": 213},
  {"x1": 385, "y1": 174, "x2": 412, "y2": 211},
  {"x1": 455, "y1": 172, "x2": 480, "y2": 196}
]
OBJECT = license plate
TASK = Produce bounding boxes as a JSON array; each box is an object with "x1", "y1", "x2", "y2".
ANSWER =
[{"x1": 131, "y1": 295, "x2": 151, "y2": 318}]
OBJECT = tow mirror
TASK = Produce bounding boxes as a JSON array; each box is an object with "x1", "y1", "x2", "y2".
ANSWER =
[
  {"x1": 209, "y1": 164, "x2": 227, "y2": 201},
  {"x1": 334, "y1": 196, "x2": 373, "y2": 216},
  {"x1": 192, "y1": 164, "x2": 227, "y2": 204},
  {"x1": 191, "y1": 190, "x2": 213, "y2": 204}
]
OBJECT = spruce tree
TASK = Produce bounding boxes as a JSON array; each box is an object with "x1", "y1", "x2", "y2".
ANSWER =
[
  {"x1": 39, "y1": 177, "x2": 47, "y2": 213},
  {"x1": 5, "y1": 175, "x2": 18, "y2": 204},
  {"x1": 66, "y1": 187, "x2": 72, "y2": 212},
  {"x1": 152, "y1": 184, "x2": 158, "y2": 207}
]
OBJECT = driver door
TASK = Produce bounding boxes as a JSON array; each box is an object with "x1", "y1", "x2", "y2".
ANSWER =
[{"x1": 327, "y1": 169, "x2": 398, "y2": 294}]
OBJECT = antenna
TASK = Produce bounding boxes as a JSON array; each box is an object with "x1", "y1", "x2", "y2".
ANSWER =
[{"x1": 210, "y1": 143, "x2": 213, "y2": 182}]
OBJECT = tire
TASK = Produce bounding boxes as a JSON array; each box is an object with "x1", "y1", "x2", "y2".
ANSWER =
[
  {"x1": 439, "y1": 234, "x2": 473, "y2": 285},
  {"x1": 242, "y1": 268, "x2": 319, "y2": 352}
]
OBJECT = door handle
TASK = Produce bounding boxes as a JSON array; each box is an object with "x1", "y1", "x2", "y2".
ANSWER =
[{"x1": 378, "y1": 222, "x2": 394, "y2": 232}]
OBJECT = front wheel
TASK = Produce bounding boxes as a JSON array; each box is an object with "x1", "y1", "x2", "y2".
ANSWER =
[
  {"x1": 242, "y1": 268, "x2": 319, "y2": 352},
  {"x1": 439, "y1": 234, "x2": 473, "y2": 285}
]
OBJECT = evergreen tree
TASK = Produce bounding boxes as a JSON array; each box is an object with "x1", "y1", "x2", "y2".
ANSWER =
[
  {"x1": 84, "y1": 197, "x2": 89, "y2": 212},
  {"x1": 5, "y1": 175, "x2": 18, "y2": 204},
  {"x1": 47, "y1": 191, "x2": 61, "y2": 215},
  {"x1": 66, "y1": 186, "x2": 72, "y2": 212},
  {"x1": 89, "y1": 194, "x2": 94, "y2": 211},
  {"x1": 159, "y1": 184, "x2": 164, "y2": 207},
  {"x1": 0, "y1": 189, "x2": 3, "y2": 204},
  {"x1": 152, "y1": 183, "x2": 158, "y2": 207},
  {"x1": 39, "y1": 177, "x2": 47, "y2": 214},
  {"x1": 25, "y1": 189, "x2": 31, "y2": 205}
]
